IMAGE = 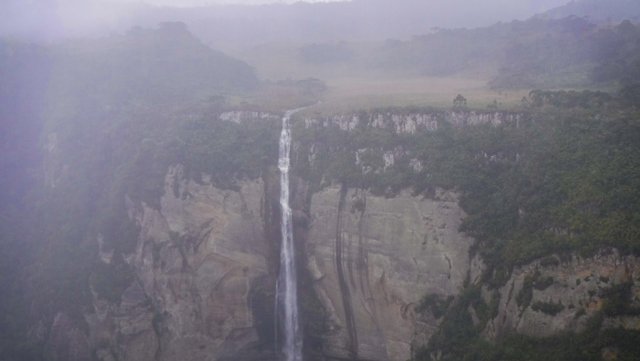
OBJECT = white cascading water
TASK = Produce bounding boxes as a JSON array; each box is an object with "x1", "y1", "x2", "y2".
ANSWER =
[{"x1": 277, "y1": 108, "x2": 303, "y2": 361}]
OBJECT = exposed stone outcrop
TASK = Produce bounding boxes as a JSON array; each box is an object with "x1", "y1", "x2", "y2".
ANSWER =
[
  {"x1": 89, "y1": 165, "x2": 278, "y2": 361},
  {"x1": 483, "y1": 250, "x2": 640, "y2": 339},
  {"x1": 89, "y1": 161, "x2": 477, "y2": 361},
  {"x1": 303, "y1": 111, "x2": 523, "y2": 134},
  {"x1": 45, "y1": 313, "x2": 92, "y2": 361},
  {"x1": 302, "y1": 186, "x2": 475, "y2": 361},
  {"x1": 219, "y1": 111, "x2": 280, "y2": 124}
]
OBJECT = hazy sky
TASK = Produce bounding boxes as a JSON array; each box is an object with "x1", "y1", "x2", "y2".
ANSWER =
[
  {"x1": 102, "y1": 0, "x2": 563, "y2": 8},
  {"x1": 1, "y1": 0, "x2": 571, "y2": 43},
  {"x1": 110, "y1": 0, "x2": 341, "y2": 5}
]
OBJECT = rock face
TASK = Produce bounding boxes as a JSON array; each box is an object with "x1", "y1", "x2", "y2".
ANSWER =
[
  {"x1": 87, "y1": 162, "x2": 477, "y2": 361},
  {"x1": 484, "y1": 250, "x2": 640, "y2": 339},
  {"x1": 90, "y1": 165, "x2": 277, "y2": 361},
  {"x1": 303, "y1": 186, "x2": 475, "y2": 361},
  {"x1": 67, "y1": 109, "x2": 637, "y2": 361},
  {"x1": 45, "y1": 313, "x2": 92, "y2": 361}
]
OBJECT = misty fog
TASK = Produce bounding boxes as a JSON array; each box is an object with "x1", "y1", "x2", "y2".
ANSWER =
[
  {"x1": 2, "y1": 1, "x2": 640, "y2": 361},
  {"x1": 2, "y1": 0, "x2": 569, "y2": 45}
]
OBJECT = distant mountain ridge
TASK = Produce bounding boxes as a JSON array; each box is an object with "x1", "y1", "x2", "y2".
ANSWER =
[
  {"x1": 5, "y1": 0, "x2": 640, "y2": 49},
  {"x1": 540, "y1": 0, "x2": 640, "y2": 23},
  {"x1": 1, "y1": 0, "x2": 569, "y2": 47},
  {"x1": 48, "y1": 22, "x2": 258, "y2": 104},
  {"x1": 141, "y1": 0, "x2": 570, "y2": 49}
]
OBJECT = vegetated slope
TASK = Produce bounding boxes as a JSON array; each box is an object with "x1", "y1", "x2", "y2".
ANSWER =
[
  {"x1": 488, "y1": 16, "x2": 598, "y2": 88},
  {"x1": 48, "y1": 21, "x2": 257, "y2": 106},
  {"x1": 590, "y1": 20, "x2": 640, "y2": 85},
  {"x1": 542, "y1": 0, "x2": 640, "y2": 23},
  {"x1": 0, "y1": 23, "x2": 263, "y2": 360},
  {"x1": 492, "y1": 18, "x2": 640, "y2": 88},
  {"x1": 365, "y1": 17, "x2": 640, "y2": 89}
]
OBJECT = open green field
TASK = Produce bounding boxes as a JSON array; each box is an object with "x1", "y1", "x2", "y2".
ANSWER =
[
  {"x1": 309, "y1": 76, "x2": 529, "y2": 114},
  {"x1": 235, "y1": 74, "x2": 530, "y2": 115},
  {"x1": 234, "y1": 43, "x2": 528, "y2": 114}
]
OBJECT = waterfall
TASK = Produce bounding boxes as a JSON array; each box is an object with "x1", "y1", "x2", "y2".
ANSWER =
[{"x1": 277, "y1": 108, "x2": 303, "y2": 361}]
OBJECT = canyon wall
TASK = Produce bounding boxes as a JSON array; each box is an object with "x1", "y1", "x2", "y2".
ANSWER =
[
  {"x1": 302, "y1": 186, "x2": 475, "y2": 361},
  {"x1": 87, "y1": 165, "x2": 279, "y2": 361},
  {"x1": 40, "y1": 110, "x2": 640, "y2": 361}
]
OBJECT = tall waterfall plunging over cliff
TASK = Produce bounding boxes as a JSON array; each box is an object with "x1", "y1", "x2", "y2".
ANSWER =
[{"x1": 277, "y1": 109, "x2": 303, "y2": 361}]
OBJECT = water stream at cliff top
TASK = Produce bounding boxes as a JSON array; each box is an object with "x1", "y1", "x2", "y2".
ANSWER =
[{"x1": 277, "y1": 108, "x2": 303, "y2": 361}]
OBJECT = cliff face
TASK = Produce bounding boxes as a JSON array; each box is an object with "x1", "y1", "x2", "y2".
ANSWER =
[
  {"x1": 88, "y1": 165, "x2": 279, "y2": 361},
  {"x1": 302, "y1": 187, "x2": 475, "y2": 361},
  {"x1": 39, "y1": 109, "x2": 640, "y2": 361},
  {"x1": 484, "y1": 250, "x2": 640, "y2": 339},
  {"x1": 303, "y1": 110, "x2": 523, "y2": 134},
  {"x1": 89, "y1": 167, "x2": 476, "y2": 361}
]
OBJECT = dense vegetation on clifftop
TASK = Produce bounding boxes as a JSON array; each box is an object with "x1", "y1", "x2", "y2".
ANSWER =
[
  {"x1": 294, "y1": 91, "x2": 640, "y2": 271},
  {"x1": 292, "y1": 90, "x2": 640, "y2": 361}
]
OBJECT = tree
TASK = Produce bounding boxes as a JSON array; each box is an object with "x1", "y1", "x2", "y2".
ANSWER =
[{"x1": 453, "y1": 94, "x2": 467, "y2": 109}]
